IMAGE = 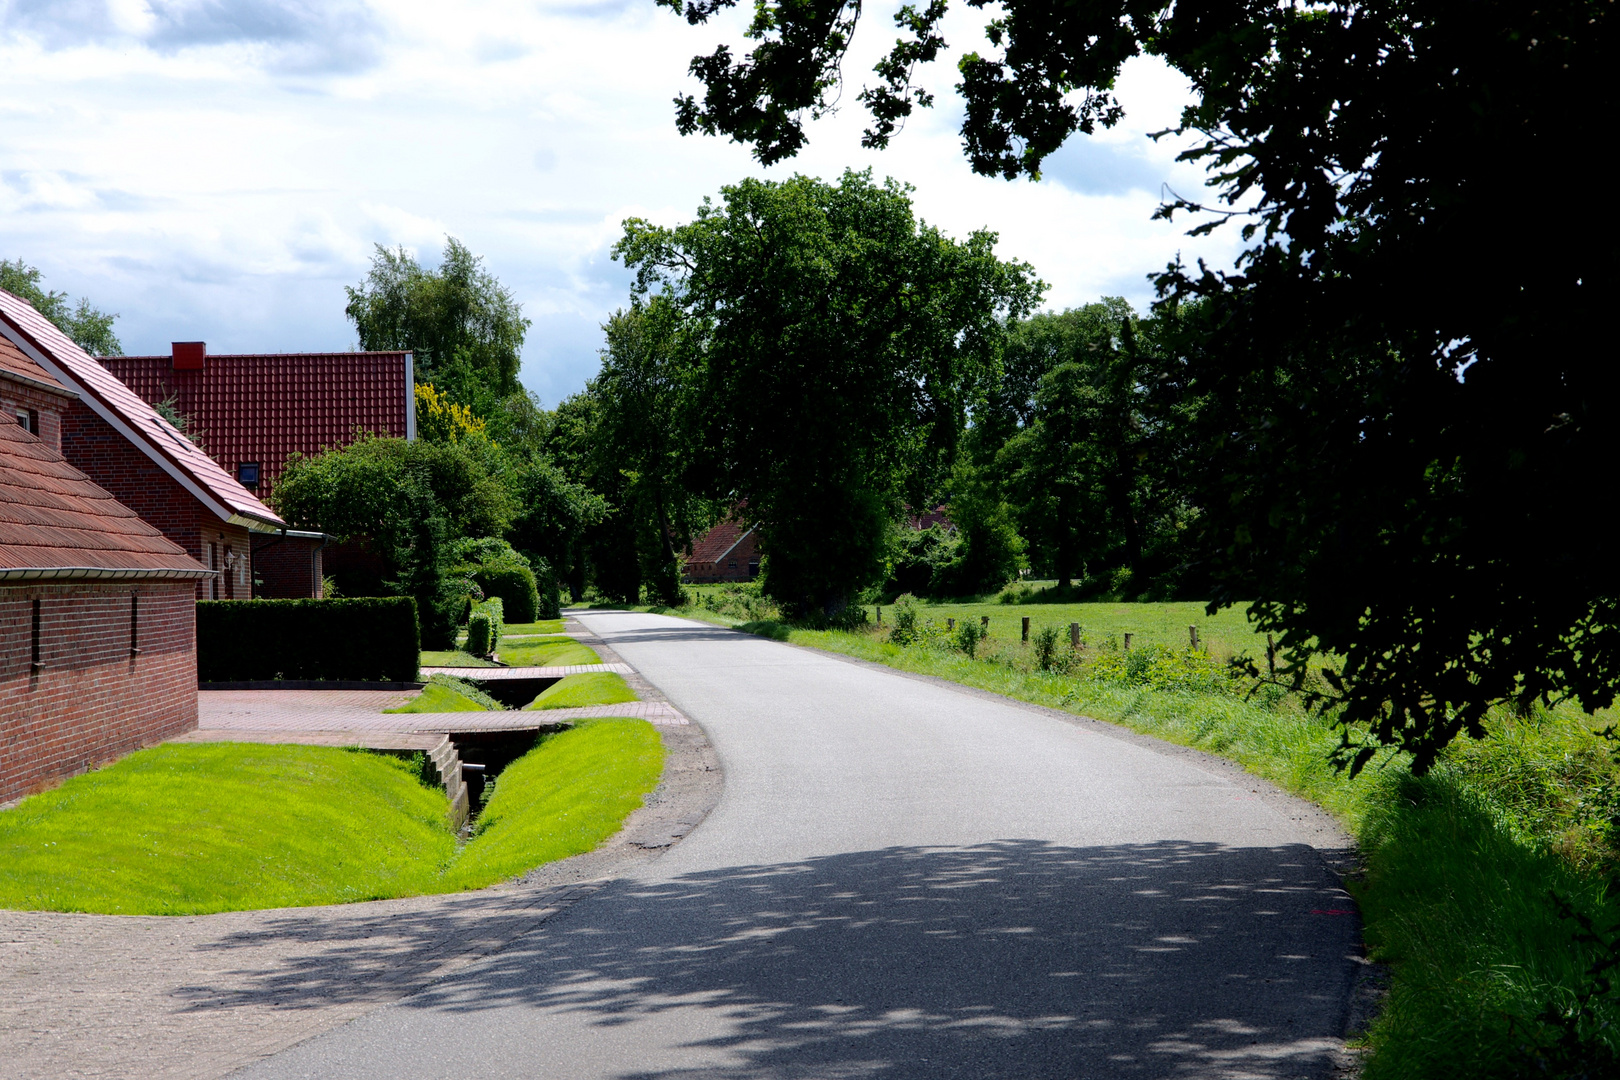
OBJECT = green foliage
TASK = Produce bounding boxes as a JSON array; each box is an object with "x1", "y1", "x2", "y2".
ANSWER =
[
  {"x1": 654, "y1": 0, "x2": 1619, "y2": 770},
  {"x1": 955, "y1": 617, "x2": 985, "y2": 659},
  {"x1": 273, "y1": 435, "x2": 516, "y2": 646},
  {"x1": 613, "y1": 169, "x2": 1041, "y2": 617},
  {"x1": 0, "y1": 258, "x2": 122, "y2": 355},
  {"x1": 887, "y1": 593, "x2": 922, "y2": 646},
  {"x1": 465, "y1": 596, "x2": 505, "y2": 657},
  {"x1": 440, "y1": 719, "x2": 665, "y2": 890},
  {"x1": 1031, "y1": 625, "x2": 1061, "y2": 671},
  {"x1": 197, "y1": 598, "x2": 419, "y2": 683},
  {"x1": 453, "y1": 537, "x2": 540, "y2": 623},
  {"x1": 346, "y1": 237, "x2": 527, "y2": 400},
  {"x1": 0, "y1": 743, "x2": 456, "y2": 914},
  {"x1": 525, "y1": 672, "x2": 637, "y2": 710},
  {"x1": 689, "y1": 582, "x2": 779, "y2": 622}
]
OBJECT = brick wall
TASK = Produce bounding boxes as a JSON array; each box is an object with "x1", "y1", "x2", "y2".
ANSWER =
[
  {"x1": 251, "y1": 533, "x2": 324, "y2": 598},
  {"x1": 0, "y1": 378, "x2": 73, "y2": 452},
  {"x1": 59, "y1": 400, "x2": 249, "y2": 600},
  {"x1": 0, "y1": 580, "x2": 197, "y2": 805}
]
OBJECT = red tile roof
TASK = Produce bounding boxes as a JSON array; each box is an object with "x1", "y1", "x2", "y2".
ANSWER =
[
  {"x1": 0, "y1": 416, "x2": 211, "y2": 580},
  {"x1": 686, "y1": 521, "x2": 754, "y2": 564},
  {"x1": 0, "y1": 290, "x2": 284, "y2": 531},
  {"x1": 0, "y1": 335, "x2": 74, "y2": 400},
  {"x1": 98, "y1": 350, "x2": 412, "y2": 495}
]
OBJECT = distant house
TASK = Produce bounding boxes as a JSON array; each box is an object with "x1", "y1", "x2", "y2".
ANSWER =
[
  {"x1": 1, "y1": 360, "x2": 212, "y2": 805},
  {"x1": 683, "y1": 520, "x2": 760, "y2": 583},
  {"x1": 0, "y1": 292, "x2": 286, "y2": 601},
  {"x1": 98, "y1": 344, "x2": 415, "y2": 598}
]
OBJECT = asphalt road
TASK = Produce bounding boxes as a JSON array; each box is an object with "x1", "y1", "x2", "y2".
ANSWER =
[{"x1": 239, "y1": 610, "x2": 1360, "y2": 1080}]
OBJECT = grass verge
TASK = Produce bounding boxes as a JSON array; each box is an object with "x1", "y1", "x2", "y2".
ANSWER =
[
  {"x1": 443, "y1": 718, "x2": 664, "y2": 890},
  {"x1": 421, "y1": 649, "x2": 499, "y2": 668},
  {"x1": 646, "y1": 602, "x2": 1620, "y2": 1076},
  {"x1": 0, "y1": 743, "x2": 456, "y2": 914},
  {"x1": 386, "y1": 674, "x2": 500, "y2": 713},
  {"x1": 499, "y1": 637, "x2": 600, "y2": 667},
  {"x1": 525, "y1": 671, "x2": 637, "y2": 710},
  {"x1": 0, "y1": 720, "x2": 666, "y2": 914}
]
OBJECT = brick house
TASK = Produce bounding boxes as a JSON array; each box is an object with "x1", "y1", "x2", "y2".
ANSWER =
[
  {"x1": 0, "y1": 291, "x2": 287, "y2": 600},
  {"x1": 1, "y1": 360, "x2": 212, "y2": 805},
  {"x1": 97, "y1": 344, "x2": 415, "y2": 597},
  {"x1": 683, "y1": 520, "x2": 760, "y2": 583}
]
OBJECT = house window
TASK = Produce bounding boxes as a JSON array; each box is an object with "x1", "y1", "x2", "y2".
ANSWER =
[
  {"x1": 130, "y1": 594, "x2": 141, "y2": 656},
  {"x1": 15, "y1": 409, "x2": 37, "y2": 434},
  {"x1": 236, "y1": 462, "x2": 260, "y2": 490}
]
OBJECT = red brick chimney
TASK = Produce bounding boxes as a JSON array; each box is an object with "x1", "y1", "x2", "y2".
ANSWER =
[{"x1": 172, "y1": 341, "x2": 206, "y2": 371}]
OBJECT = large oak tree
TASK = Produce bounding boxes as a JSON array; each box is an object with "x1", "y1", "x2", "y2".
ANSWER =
[{"x1": 655, "y1": 0, "x2": 1616, "y2": 770}]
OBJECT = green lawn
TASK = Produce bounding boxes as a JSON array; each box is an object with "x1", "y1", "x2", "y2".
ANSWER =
[
  {"x1": 441, "y1": 718, "x2": 664, "y2": 890},
  {"x1": 0, "y1": 719, "x2": 666, "y2": 915},
  {"x1": 499, "y1": 637, "x2": 600, "y2": 667},
  {"x1": 525, "y1": 672, "x2": 637, "y2": 710},
  {"x1": 421, "y1": 649, "x2": 500, "y2": 668},
  {"x1": 0, "y1": 744, "x2": 456, "y2": 914},
  {"x1": 503, "y1": 620, "x2": 565, "y2": 635}
]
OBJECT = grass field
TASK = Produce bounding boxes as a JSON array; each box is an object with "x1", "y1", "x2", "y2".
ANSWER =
[
  {"x1": 499, "y1": 637, "x2": 599, "y2": 667},
  {"x1": 525, "y1": 672, "x2": 636, "y2": 710},
  {"x1": 0, "y1": 719, "x2": 665, "y2": 915},
  {"x1": 645, "y1": 594, "x2": 1620, "y2": 1075}
]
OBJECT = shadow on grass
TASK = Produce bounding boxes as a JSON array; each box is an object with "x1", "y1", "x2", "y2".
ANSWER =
[{"x1": 223, "y1": 840, "x2": 1359, "y2": 1079}]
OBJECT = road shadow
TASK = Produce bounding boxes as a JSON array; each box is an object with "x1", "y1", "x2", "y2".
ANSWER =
[{"x1": 373, "y1": 840, "x2": 1357, "y2": 1078}]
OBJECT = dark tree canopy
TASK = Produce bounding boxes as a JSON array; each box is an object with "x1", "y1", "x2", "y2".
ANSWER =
[
  {"x1": 614, "y1": 169, "x2": 1040, "y2": 616},
  {"x1": 654, "y1": 0, "x2": 1618, "y2": 770},
  {"x1": 0, "y1": 259, "x2": 123, "y2": 356}
]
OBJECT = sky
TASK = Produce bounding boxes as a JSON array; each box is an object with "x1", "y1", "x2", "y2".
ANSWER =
[{"x1": 0, "y1": 0, "x2": 1243, "y2": 408}]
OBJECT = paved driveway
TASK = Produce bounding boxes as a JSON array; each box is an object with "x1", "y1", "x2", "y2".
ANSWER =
[{"x1": 241, "y1": 610, "x2": 1361, "y2": 1080}]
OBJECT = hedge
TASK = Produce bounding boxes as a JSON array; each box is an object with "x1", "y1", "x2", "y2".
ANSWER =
[
  {"x1": 465, "y1": 596, "x2": 505, "y2": 658},
  {"x1": 198, "y1": 598, "x2": 420, "y2": 683},
  {"x1": 470, "y1": 562, "x2": 538, "y2": 624}
]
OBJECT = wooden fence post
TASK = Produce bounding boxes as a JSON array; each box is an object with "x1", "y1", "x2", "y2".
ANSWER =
[
  {"x1": 1124, "y1": 632, "x2": 1133, "y2": 650},
  {"x1": 876, "y1": 606, "x2": 881, "y2": 624},
  {"x1": 1070, "y1": 623, "x2": 1079, "y2": 648},
  {"x1": 947, "y1": 618, "x2": 955, "y2": 631},
  {"x1": 981, "y1": 615, "x2": 990, "y2": 631},
  {"x1": 1021, "y1": 616, "x2": 1030, "y2": 642},
  {"x1": 1189, "y1": 625, "x2": 1199, "y2": 651}
]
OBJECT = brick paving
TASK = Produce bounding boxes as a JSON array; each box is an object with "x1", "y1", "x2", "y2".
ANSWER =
[
  {"x1": 0, "y1": 616, "x2": 704, "y2": 1078},
  {"x1": 0, "y1": 866, "x2": 609, "y2": 1079}
]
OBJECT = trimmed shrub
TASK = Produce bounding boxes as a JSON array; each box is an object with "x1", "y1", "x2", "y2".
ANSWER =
[
  {"x1": 453, "y1": 537, "x2": 541, "y2": 623},
  {"x1": 198, "y1": 598, "x2": 419, "y2": 683},
  {"x1": 465, "y1": 596, "x2": 505, "y2": 657},
  {"x1": 529, "y1": 555, "x2": 562, "y2": 620},
  {"x1": 470, "y1": 562, "x2": 538, "y2": 624}
]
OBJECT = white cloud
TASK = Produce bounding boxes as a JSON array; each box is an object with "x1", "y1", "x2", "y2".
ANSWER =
[{"x1": 0, "y1": 0, "x2": 1243, "y2": 404}]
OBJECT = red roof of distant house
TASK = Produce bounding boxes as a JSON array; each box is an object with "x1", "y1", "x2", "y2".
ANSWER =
[
  {"x1": 687, "y1": 520, "x2": 754, "y2": 565},
  {"x1": 0, "y1": 417, "x2": 211, "y2": 581},
  {"x1": 0, "y1": 290, "x2": 284, "y2": 531},
  {"x1": 98, "y1": 349, "x2": 413, "y2": 495}
]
